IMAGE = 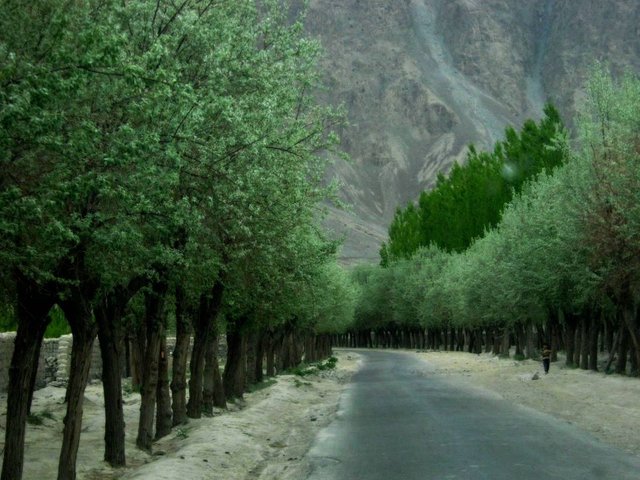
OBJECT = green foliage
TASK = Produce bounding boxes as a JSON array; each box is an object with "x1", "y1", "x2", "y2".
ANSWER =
[
  {"x1": 356, "y1": 68, "x2": 640, "y2": 348},
  {"x1": 288, "y1": 357, "x2": 337, "y2": 376},
  {"x1": 384, "y1": 105, "x2": 566, "y2": 261},
  {"x1": 43, "y1": 305, "x2": 70, "y2": 338},
  {"x1": 0, "y1": 0, "x2": 354, "y2": 347},
  {"x1": 288, "y1": 364, "x2": 316, "y2": 377},
  {"x1": 316, "y1": 356, "x2": 338, "y2": 371},
  {"x1": 0, "y1": 304, "x2": 16, "y2": 332},
  {"x1": 577, "y1": 65, "x2": 640, "y2": 305}
]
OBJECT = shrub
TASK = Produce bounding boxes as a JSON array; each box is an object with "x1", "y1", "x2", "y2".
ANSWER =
[{"x1": 44, "y1": 305, "x2": 70, "y2": 338}]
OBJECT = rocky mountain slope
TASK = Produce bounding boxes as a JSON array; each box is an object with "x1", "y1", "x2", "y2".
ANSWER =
[{"x1": 303, "y1": 0, "x2": 640, "y2": 263}]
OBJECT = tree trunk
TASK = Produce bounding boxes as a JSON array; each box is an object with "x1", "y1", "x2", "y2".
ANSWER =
[
  {"x1": 187, "y1": 280, "x2": 224, "y2": 419},
  {"x1": 573, "y1": 321, "x2": 582, "y2": 366},
  {"x1": 136, "y1": 279, "x2": 168, "y2": 452},
  {"x1": 1, "y1": 275, "x2": 54, "y2": 480},
  {"x1": 130, "y1": 325, "x2": 145, "y2": 391},
  {"x1": 202, "y1": 327, "x2": 215, "y2": 415},
  {"x1": 604, "y1": 317, "x2": 614, "y2": 354},
  {"x1": 525, "y1": 323, "x2": 535, "y2": 359},
  {"x1": 224, "y1": 321, "x2": 248, "y2": 400},
  {"x1": 275, "y1": 332, "x2": 284, "y2": 373},
  {"x1": 265, "y1": 333, "x2": 276, "y2": 377},
  {"x1": 187, "y1": 294, "x2": 210, "y2": 419},
  {"x1": 501, "y1": 327, "x2": 511, "y2": 357},
  {"x1": 255, "y1": 332, "x2": 265, "y2": 384},
  {"x1": 95, "y1": 277, "x2": 145, "y2": 468},
  {"x1": 170, "y1": 285, "x2": 190, "y2": 426},
  {"x1": 621, "y1": 304, "x2": 640, "y2": 373},
  {"x1": 210, "y1": 323, "x2": 226, "y2": 409},
  {"x1": 245, "y1": 331, "x2": 258, "y2": 388},
  {"x1": 604, "y1": 330, "x2": 619, "y2": 374},
  {"x1": 564, "y1": 312, "x2": 578, "y2": 367},
  {"x1": 550, "y1": 313, "x2": 561, "y2": 362},
  {"x1": 203, "y1": 317, "x2": 227, "y2": 412},
  {"x1": 56, "y1": 250, "x2": 101, "y2": 480},
  {"x1": 96, "y1": 298, "x2": 127, "y2": 467},
  {"x1": 616, "y1": 326, "x2": 629, "y2": 374},
  {"x1": 280, "y1": 331, "x2": 293, "y2": 370},
  {"x1": 474, "y1": 329, "x2": 483, "y2": 354},
  {"x1": 57, "y1": 327, "x2": 97, "y2": 480},
  {"x1": 57, "y1": 290, "x2": 98, "y2": 480},
  {"x1": 155, "y1": 337, "x2": 172, "y2": 440},
  {"x1": 491, "y1": 328, "x2": 501, "y2": 355},
  {"x1": 514, "y1": 324, "x2": 524, "y2": 358},
  {"x1": 291, "y1": 331, "x2": 303, "y2": 365},
  {"x1": 629, "y1": 345, "x2": 639, "y2": 377},
  {"x1": 579, "y1": 315, "x2": 590, "y2": 370},
  {"x1": 26, "y1": 324, "x2": 47, "y2": 416},
  {"x1": 588, "y1": 314, "x2": 599, "y2": 371}
]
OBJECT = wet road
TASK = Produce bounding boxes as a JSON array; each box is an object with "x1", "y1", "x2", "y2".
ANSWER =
[{"x1": 305, "y1": 350, "x2": 640, "y2": 480}]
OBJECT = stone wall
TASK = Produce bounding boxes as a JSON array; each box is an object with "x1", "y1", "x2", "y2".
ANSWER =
[{"x1": 0, "y1": 333, "x2": 224, "y2": 394}]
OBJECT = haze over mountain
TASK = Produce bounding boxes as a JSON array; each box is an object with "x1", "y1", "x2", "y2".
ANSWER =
[{"x1": 302, "y1": 0, "x2": 640, "y2": 263}]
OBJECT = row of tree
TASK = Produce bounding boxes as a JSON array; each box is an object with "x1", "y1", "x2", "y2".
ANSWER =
[
  {"x1": 356, "y1": 66, "x2": 640, "y2": 379},
  {"x1": 380, "y1": 104, "x2": 565, "y2": 263},
  {"x1": 0, "y1": 2, "x2": 356, "y2": 479}
]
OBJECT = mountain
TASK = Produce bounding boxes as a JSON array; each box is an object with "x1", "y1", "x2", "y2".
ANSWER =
[{"x1": 301, "y1": 0, "x2": 640, "y2": 263}]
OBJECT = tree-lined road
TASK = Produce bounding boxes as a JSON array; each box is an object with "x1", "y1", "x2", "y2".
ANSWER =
[{"x1": 306, "y1": 350, "x2": 640, "y2": 480}]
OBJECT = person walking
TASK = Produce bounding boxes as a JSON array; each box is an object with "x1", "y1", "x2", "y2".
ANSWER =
[{"x1": 542, "y1": 344, "x2": 552, "y2": 374}]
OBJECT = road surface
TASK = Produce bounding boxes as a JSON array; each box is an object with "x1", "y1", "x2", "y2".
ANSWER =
[{"x1": 306, "y1": 350, "x2": 640, "y2": 480}]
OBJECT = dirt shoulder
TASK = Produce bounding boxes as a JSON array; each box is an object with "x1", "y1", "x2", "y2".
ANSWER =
[
  {"x1": 0, "y1": 351, "x2": 361, "y2": 480},
  {"x1": 407, "y1": 350, "x2": 640, "y2": 456}
]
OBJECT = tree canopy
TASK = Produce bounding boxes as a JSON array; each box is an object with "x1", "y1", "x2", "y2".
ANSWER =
[{"x1": 381, "y1": 104, "x2": 566, "y2": 264}]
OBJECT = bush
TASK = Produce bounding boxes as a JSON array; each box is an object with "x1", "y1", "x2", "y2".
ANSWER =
[
  {"x1": 0, "y1": 304, "x2": 16, "y2": 332},
  {"x1": 44, "y1": 305, "x2": 70, "y2": 338}
]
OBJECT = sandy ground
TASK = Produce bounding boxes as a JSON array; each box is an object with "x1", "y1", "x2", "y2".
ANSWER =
[{"x1": 2, "y1": 349, "x2": 640, "y2": 479}]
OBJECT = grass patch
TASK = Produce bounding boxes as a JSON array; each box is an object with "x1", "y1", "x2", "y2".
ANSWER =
[
  {"x1": 288, "y1": 357, "x2": 339, "y2": 376},
  {"x1": 175, "y1": 427, "x2": 189, "y2": 440},
  {"x1": 316, "y1": 356, "x2": 338, "y2": 371},
  {"x1": 294, "y1": 378, "x2": 312, "y2": 388},
  {"x1": 247, "y1": 378, "x2": 277, "y2": 393},
  {"x1": 287, "y1": 364, "x2": 316, "y2": 376},
  {"x1": 513, "y1": 353, "x2": 526, "y2": 361},
  {"x1": 27, "y1": 410, "x2": 55, "y2": 426}
]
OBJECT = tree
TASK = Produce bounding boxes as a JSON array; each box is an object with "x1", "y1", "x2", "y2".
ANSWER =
[
  {"x1": 577, "y1": 65, "x2": 640, "y2": 370},
  {"x1": 0, "y1": 0, "x2": 347, "y2": 477}
]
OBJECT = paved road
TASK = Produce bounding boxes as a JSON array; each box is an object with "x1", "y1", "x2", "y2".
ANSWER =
[{"x1": 306, "y1": 350, "x2": 640, "y2": 480}]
